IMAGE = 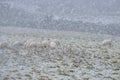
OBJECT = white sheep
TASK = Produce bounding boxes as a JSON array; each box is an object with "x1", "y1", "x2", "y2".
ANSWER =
[
  {"x1": 49, "y1": 41, "x2": 57, "y2": 49},
  {"x1": 41, "y1": 40, "x2": 50, "y2": 48},
  {"x1": 50, "y1": 39, "x2": 60, "y2": 45},
  {"x1": 24, "y1": 39, "x2": 37, "y2": 47},
  {"x1": 13, "y1": 41, "x2": 24, "y2": 46},
  {"x1": 24, "y1": 39, "x2": 43, "y2": 48},
  {"x1": 101, "y1": 39, "x2": 112, "y2": 46},
  {"x1": 24, "y1": 38, "x2": 60, "y2": 48}
]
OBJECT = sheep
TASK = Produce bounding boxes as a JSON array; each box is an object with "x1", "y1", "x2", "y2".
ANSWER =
[
  {"x1": 101, "y1": 39, "x2": 112, "y2": 46},
  {"x1": 50, "y1": 39, "x2": 60, "y2": 45},
  {"x1": 24, "y1": 39, "x2": 38, "y2": 47},
  {"x1": 24, "y1": 39, "x2": 44, "y2": 48},
  {"x1": 11, "y1": 41, "x2": 25, "y2": 51},
  {"x1": 41, "y1": 40, "x2": 50, "y2": 48},
  {"x1": 49, "y1": 41, "x2": 57, "y2": 49},
  {"x1": 13, "y1": 41, "x2": 24, "y2": 47},
  {"x1": 24, "y1": 38, "x2": 60, "y2": 49},
  {"x1": 49, "y1": 39, "x2": 61, "y2": 49}
]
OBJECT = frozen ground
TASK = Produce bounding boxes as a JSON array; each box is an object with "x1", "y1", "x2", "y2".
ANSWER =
[{"x1": 0, "y1": 27, "x2": 120, "y2": 80}]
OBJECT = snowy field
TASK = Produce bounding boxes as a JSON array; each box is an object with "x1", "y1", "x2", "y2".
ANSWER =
[{"x1": 0, "y1": 27, "x2": 120, "y2": 80}]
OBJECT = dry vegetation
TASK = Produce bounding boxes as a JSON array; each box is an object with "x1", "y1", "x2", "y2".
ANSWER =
[{"x1": 0, "y1": 27, "x2": 120, "y2": 80}]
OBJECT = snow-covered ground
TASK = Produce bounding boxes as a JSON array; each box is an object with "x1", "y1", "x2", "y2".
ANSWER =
[{"x1": 0, "y1": 27, "x2": 120, "y2": 80}]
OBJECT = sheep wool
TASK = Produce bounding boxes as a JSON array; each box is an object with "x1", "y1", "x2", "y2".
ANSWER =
[{"x1": 102, "y1": 39, "x2": 112, "y2": 46}]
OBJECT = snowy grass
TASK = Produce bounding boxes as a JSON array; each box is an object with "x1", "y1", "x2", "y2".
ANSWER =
[{"x1": 0, "y1": 27, "x2": 120, "y2": 80}]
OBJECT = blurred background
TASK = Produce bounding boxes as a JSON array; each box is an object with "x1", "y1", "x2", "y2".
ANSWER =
[{"x1": 0, "y1": 0, "x2": 120, "y2": 36}]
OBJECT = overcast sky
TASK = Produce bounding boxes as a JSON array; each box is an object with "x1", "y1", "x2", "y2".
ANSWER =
[{"x1": 1, "y1": 0, "x2": 120, "y2": 16}]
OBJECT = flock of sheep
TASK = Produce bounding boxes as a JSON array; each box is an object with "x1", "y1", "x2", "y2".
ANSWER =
[
  {"x1": 0, "y1": 38, "x2": 112, "y2": 50},
  {"x1": 24, "y1": 38, "x2": 61, "y2": 49},
  {"x1": 0, "y1": 39, "x2": 59, "y2": 50}
]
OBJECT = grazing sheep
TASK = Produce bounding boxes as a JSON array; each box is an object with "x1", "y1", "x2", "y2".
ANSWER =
[
  {"x1": 101, "y1": 39, "x2": 112, "y2": 46},
  {"x1": 12, "y1": 41, "x2": 25, "y2": 51},
  {"x1": 41, "y1": 40, "x2": 50, "y2": 48},
  {"x1": 24, "y1": 39, "x2": 36, "y2": 47},
  {"x1": 49, "y1": 41, "x2": 57, "y2": 49},
  {"x1": 24, "y1": 39, "x2": 42, "y2": 47},
  {"x1": 13, "y1": 41, "x2": 24, "y2": 47},
  {"x1": 50, "y1": 39, "x2": 60, "y2": 45},
  {"x1": 24, "y1": 39, "x2": 60, "y2": 48}
]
